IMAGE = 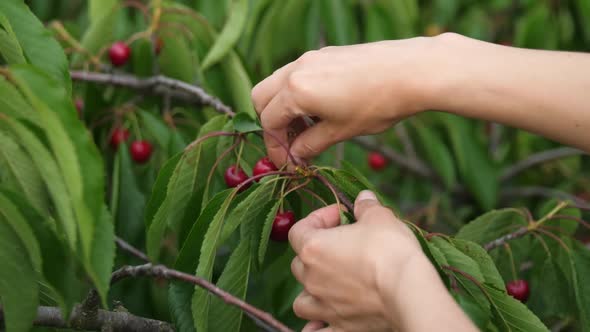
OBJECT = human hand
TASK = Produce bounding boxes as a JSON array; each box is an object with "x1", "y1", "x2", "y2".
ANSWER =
[
  {"x1": 288, "y1": 190, "x2": 425, "y2": 331},
  {"x1": 251, "y1": 38, "x2": 436, "y2": 166}
]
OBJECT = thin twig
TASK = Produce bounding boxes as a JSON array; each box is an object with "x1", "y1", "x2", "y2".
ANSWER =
[
  {"x1": 0, "y1": 304, "x2": 174, "y2": 332},
  {"x1": 484, "y1": 227, "x2": 530, "y2": 251},
  {"x1": 110, "y1": 264, "x2": 293, "y2": 332},
  {"x1": 115, "y1": 236, "x2": 150, "y2": 262},
  {"x1": 500, "y1": 147, "x2": 586, "y2": 181}
]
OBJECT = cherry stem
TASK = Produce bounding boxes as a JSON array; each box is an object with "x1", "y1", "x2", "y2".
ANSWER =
[
  {"x1": 314, "y1": 173, "x2": 354, "y2": 213},
  {"x1": 504, "y1": 243, "x2": 518, "y2": 281},
  {"x1": 300, "y1": 188, "x2": 329, "y2": 208},
  {"x1": 185, "y1": 131, "x2": 239, "y2": 151},
  {"x1": 235, "y1": 171, "x2": 298, "y2": 192},
  {"x1": 534, "y1": 228, "x2": 571, "y2": 253}
]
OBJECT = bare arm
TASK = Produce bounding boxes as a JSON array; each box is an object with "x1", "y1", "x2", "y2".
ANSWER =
[
  {"x1": 251, "y1": 33, "x2": 590, "y2": 166},
  {"x1": 426, "y1": 33, "x2": 590, "y2": 152}
]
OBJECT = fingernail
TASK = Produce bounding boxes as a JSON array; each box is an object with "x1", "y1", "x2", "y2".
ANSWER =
[{"x1": 357, "y1": 190, "x2": 377, "y2": 201}]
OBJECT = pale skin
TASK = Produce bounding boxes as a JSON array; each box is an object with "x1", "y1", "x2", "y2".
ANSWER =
[{"x1": 251, "y1": 33, "x2": 590, "y2": 331}]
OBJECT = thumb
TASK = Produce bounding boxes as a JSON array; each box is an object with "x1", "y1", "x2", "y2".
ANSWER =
[
  {"x1": 288, "y1": 204, "x2": 342, "y2": 254},
  {"x1": 354, "y1": 190, "x2": 383, "y2": 221},
  {"x1": 289, "y1": 122, "x2": 341, "y2": 162}
]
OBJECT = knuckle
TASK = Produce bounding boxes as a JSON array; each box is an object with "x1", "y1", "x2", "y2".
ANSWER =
[
  {"x1": 298, "y1": 50, "x2": 319, "y2": 64},
  {"x1": 292, "y1": 296, "x2": 306, "y2": 318},
  {"x1": 299, "y1": 236, "x2": 322, "y2": 264}
]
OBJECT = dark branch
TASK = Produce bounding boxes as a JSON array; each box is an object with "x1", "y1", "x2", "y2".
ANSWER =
[
  {"x1": 0, "y1": 305, "x2": 174, "y2": 332},
  {"x1": 483, "y1": 227, "x2": 529, "y2": 251},
  {"x1": 110, "y1": 264, "x2": 293, "y2": 332},
  {"x1": 115, "y1": 236, "x2": 150, "y2": 262},
  {"x1": 500, "y1": 147, "x2": 586, "y2": 181},
  {"x1": 70, "y1": 71, "x2": 235, "y2": 116}
]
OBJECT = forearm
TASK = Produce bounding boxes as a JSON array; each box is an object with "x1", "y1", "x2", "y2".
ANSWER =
[{"x1": 421, "y1": 33, "x2": 590, "y2": 152}]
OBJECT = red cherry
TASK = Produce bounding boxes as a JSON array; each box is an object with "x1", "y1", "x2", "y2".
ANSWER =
[
  {"x1": 368, "y1": 152, "x2": 387, "y2": 171},
  {"x1": 74, "y1": 98, "x2": 84, "y2": 117},
  {"x1": 224, "y1": 165, "x2": 250, "y2": 190},
  {"x1": 253, "y1": 157, "x2": 278, "y2": 180},
  {"x1": 270, "y1": 211, "x2": 296, "y2": 242},
  {"x1": 109, "y1": 41, "x2": 131, "y2": 67},
  {"x1": 129, "y1": 140, "x2": 153, "y2": 164},
  {"x1": 109, "y1": 128, "x2": 130, "y2": 150},
  {"x1": 506, "y1": 280, "x2": 530, "y2": 302},
  {"x1": 154, "y1": 37, "x2": 164, "y2": 55}
]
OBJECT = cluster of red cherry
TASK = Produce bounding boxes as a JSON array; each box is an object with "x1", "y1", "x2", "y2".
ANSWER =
[{"x1": 224, "y1": 157, "x2": 295, "y2": 242}]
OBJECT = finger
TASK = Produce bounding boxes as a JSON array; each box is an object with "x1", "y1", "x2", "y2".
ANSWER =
[
  {"x1": 354, "y1": 190, "x2": 386, "y2": 221},
  {"x1": 291, "y1": 256, "x2": 305, "y2": 284},
  {"x1": 251, "y1": 62, "x2": 295, "y2": 114},
  {"x1": 302, "y1": 321, "x2": 326, "y2": 332},
  {"x1": 289, "y1": 204, "x2": 342, "y2": 254},
  {"x1": 293, "y1": 291, "x2": 325, "y2": 321},
  {"x1": 289, "y1": 121, "x2": 343, "y2": 162},
  {"x1": 260, "y1": 89, "x2": 303, "y2": 166}
]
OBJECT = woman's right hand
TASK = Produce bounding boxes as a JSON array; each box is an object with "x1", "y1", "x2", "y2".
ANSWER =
[{"x1": 251, "y1": 37, "x2": 438, "y2": 167}]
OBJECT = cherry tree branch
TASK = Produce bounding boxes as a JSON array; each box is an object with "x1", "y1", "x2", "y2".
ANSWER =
[
  {"x1": 500, "y1": 147, "x2": 586, "y2": 181},
  {"x1": 115, "y1": 236, "x2": 150, "y2": 262},
  {"x1": 0, "y1": 304, "x2": 174, "y2": 332},
  {"x1": 70, "y1": 71, "x2": 235, "y2": 116},
  {"x1": 483, "y1": 227, "x2": 530, "y2": 251},
  {"x1": 110, "y1": 264, "x2": 293, "y2": 332}
]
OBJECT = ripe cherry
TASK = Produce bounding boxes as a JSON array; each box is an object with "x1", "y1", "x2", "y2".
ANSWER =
[
  {"x1": 129, "y1": 140, "x2": 153, "y2": 164},
  {"x1": 506, "y1": 280, "x2": 530, "y2": 302},
  {"x1": 270, "y1": 211, "x2": 296, "y2": 242},
  {"x1": 109, "y1": 128, "x2": 130, "y2": 150},
  {"x1": 368, "y1": 152, "x2": 387, "y2": 171},
  {"x1": 74, "y1": 98, "x2": 84, "y2": 117},
  {"x1": 109, "y1": 41, "x2": 131, "y2": 67},
  {"x1": 253, "y1": 157, "x2": 277, "y2": 179},
  {"x1": 224, "y1": 165, "x2": 250, "y2": 190}
]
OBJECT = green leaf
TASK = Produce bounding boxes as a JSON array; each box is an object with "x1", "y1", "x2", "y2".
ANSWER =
[
  {"x1": 484, "y1": 284, "x2": 549, "y2": 331},
  {"x1": 570, "y1": 246, "x2": 590, "y2": 330},
  {"x1": 144, "y1": 153, "x2": 182, "y2": 227},
  {"x1": 88, "y1": 206, "x2": 115, "y2": 307},
  {"x1": 258, "y1": 200, "x2": 282, "y2": 265},
  {"x1": 1, "y1": 117, "x2": 78, "y2": 250},
  {"x1": 456, "y1": 209, "x2": 528, "y2": 246},
  {"x1": 0, "y1": 189, "x2": 79, "y2": 314},
  {"x1": 10, "y1": 66, "x2": 104, "y2": 263},
  {"x1": 139, "y1": 110, "x2": 172, "y2": 150},
  {"x1": 411, "y1": 121, "x2": 457, "y2": 189},
  {"x1": 320, "y1": 0, "x2": 358, "y2": 45},
  {"x1": 0, "y1": 130, "x2": 48, "y2": 213},
  {"x1": 0, "y1": 76, "x2": 36, "y2": 123},
  {"x1": 221, "y1": 51, "x2": 256, "y2": 118},
  {"x1": 0, "y1": 213, "x2": 39, "y2": 332},
  {"x1": 454, "y1": 293, "x2": 491, "y2": 330},
  {"x1": 157, "y1": 33, "x2": 198, "y2": 83},
  {"x1": 201, "y1": 0, "x2": 248, "y2": 70},
  {"x1": 71, "y1": 5, "x2": 118, "y2": 67},
  {"x1": 538, "y1": 199, "x2": 580, "y2": 235},
  {"x1": 114, "y1": 145, "x2": 146, "y2": 246},
  {"x1": 146, "y1": 115, "x2": 227, "y2": 260},
  {"x1": 209, "y1": 240, "x2": 252, "y2": 332},
  {"x1": 0, "y1": 0, "x2": 71, "y2": 92},
  {"x1": 221, "y1": 182, "x2": 278, "y2": 243},
  {"x1": 0, "y1": 13, "x2": 26, "y2": 64},
  {"x1": 515, "y1": 4, "x2": 558, "y2": 49},
  {"x1": 451, "y1": 238, "x2": 505, "y2": 290},
  {"x1": 232, "y1": 112, "x2": 262, "y2": 133},
  {"x1": 575, "y1": 0, "x2": 590, "y2": 44},
  {"x1": 430, "y1": 237, "x2": 485, "y2": 282},
  {"x1": 442, "y1": 114, "x2": 498, "y2": 209},
  {"x1": 89, "y1": 0, "x2": 118, "y2": 24},
  {"x1": 191, "y1": 191, "x2": 236, "y2": 332},
  {"x1": 170, "y1": 189, "x2": 233, "y2": 332},
  {"x1": 528, "y1": 258, "x2": 572, "y2": 319}
]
